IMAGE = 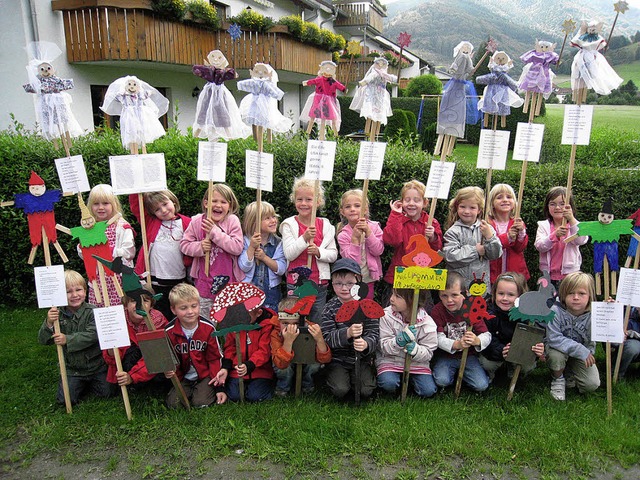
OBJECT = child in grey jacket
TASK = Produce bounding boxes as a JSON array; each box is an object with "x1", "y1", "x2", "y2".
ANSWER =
[{"x1": 442, "y1": 186, "x2": 502, "y2": 294}]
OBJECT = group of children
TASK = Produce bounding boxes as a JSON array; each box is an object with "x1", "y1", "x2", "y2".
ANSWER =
[{"x1": 38, "y1": 178, "x2": 640, "y2": 407}]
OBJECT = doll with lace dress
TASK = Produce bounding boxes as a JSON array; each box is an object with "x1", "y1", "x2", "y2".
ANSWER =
[
  {"x1": 476, "y1": 51, "x2": 523, "y2": 128},
  {"x1": 518, "y1": 40, "x2": 558, "y2": 116},
  {"x1": 300, "y1": 61, "x2": 346, "y2": 136}
]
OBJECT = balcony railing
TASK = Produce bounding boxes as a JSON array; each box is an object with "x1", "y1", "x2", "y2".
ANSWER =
[
  {"x1": 333, "y1": 2, "x2": 385, "y2": 34},
  {"x1": 51, "y1": 0, "x2": 331, "y2": 75},
  {"x1": 337, "y1": 57, "x2": 374, "y2": 85}
]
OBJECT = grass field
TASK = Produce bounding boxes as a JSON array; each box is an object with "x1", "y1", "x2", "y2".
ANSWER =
[
  {"x1": 2, "y1": 307, "x2": 640, "y2": 479},
  {"x1": 545, "y1": 104, "x2": 640, "y2": 133},
  {"x1": 555, "y1": 61, "x2": 640, "y2": 89}
]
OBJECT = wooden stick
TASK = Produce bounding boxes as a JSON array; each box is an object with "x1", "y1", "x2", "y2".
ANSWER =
[
  {"x1": 606, "y1": 341, "x2": 613, "y2": 417},
  {"x1": 484, "y1": 168, "x2": 493, "y2": 222},
  {"x1": 53, "y1": 241, "x2": 69, "y2": 263},
  {"x1": 454, "y1": 326, "x2": 472, "y2": 399},
  {"x1": 295, "y1": 364, "x2": 303, "y2": 398},
  {"x1": 113, "y1": 348, "x2": 133, "y2": 421},
  {"x1": 138, "y1": 193, "x2": 152, "y2": 286},
  {"x1": 28, "y1": 245, "x2": 38, "y2": 265},
  {"x1": 53, "y1": 317, "x2": 73, "y2": 414},
  {"x1": 522, "y1": 91, "x2": 531, "y2": 114},
  {"x1": 42, "y1": 227, "x2": 51, "y2": 266},
  {"x1": 401, "y1": 288, "x2": 420, "y2": 403},
  {"x1": 470, "y1": 50, "x2": 490, "y2": 76},
  {"x1": 354, "y1": 348, "x2": 362, "y2": 407},
  {"x1": 557, "y1": 31, "x2": 572, "y2": 67},
  {"x1": 605, "y1": 12, "x2": 621, "y2": 55},
  {"x1": 515, "y1": 160, "x2": 528, "y2": 219},
  {"x1": 506, "y1": 364, "x2": 522, "y2": 401},
  {"x1": 204, "y1": 181, "x2": 213, "y2": 276},
  {"x1": 236, "y1": 334, "x2": 245, "y2": 403},
  {"x1": 307, "y1": 178, "x2": 319, "y2": 269},
  {"x1": 561, "y1": 143, "x2": 578, "y2": 230}
]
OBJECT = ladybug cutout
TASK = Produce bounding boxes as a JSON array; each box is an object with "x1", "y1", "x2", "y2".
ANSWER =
[
  {"x1": 336, "y1": 298, "x2": 385, "y2": 325},
  {"x1": 401, "y1": 234, "x2": 443, "y2": 268},
  {"x1": 468, "y1": 272, "x2": 487, "y2": 297},
  {"x1": 460, "y1": 273, "x2": 493, "y2": 327}
]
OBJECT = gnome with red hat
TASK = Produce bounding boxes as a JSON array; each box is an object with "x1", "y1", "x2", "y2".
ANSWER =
[{"x1": 1, "y1": 171, "x2": 67, "y2": 264}]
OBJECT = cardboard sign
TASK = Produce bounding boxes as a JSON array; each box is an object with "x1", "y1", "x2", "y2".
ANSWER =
[
  {"x1": 393, "y1": 266, "x2": 447, "y2": 290},
  {"x1": 138, "y1": 330, "x2": 179, "y2": 373},
  {"x1": 591, "y1": 302, "x2": 624, "y2": 343},
  {"x1": 513, "y1": 123, "x2": 545, "y2": 163},
  {"x1": 506, "y1": 323, "x2": 545, "y2": 367},
  {"x1": 34, "y1": 265, "x2": 68, "y2": 308},
  {"x1": 476, "y1": 130, "x2": 509, "y2": 170},
  {"x1": 245, "y1": 150, "x2": 274, "y2": 192},
  {"x1": 425, "y1": 161, "x2": 455, "y2": 200},
  {"x1": 109, "y1": 153, "x2": 167, "y2": 195},
  {"x1": 304, "y1": 140, "x2": 336, "y2": 181},
  {"x1": 355, "y1": 141, "x2": 386, "y2": 181},
  {"x1": 55, "y1": 155, "x2": 90, "y2": 193},
  {"x1": 615, "y1": 268, "x2": 640, "y2": 307},
  {"x1": 197, "y1": 142, "x2": 228, "y2": 182},
  {"x1": 561, "y1": 105, "x2": 593, "y2": 145},
  {"x1": 94, "y1": 305, "x2": 130, "y2": 350},
  {"x1": 292, "y1": 332, "x2": 316, "y2": 364}
]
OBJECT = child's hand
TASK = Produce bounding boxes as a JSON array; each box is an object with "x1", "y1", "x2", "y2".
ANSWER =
[
  {"x1": 425, "y1": 225, "x2": 435, "y2": 239},
  {"x1": 347, "y1": 323, "x2": 363, "y2": 339},
  {"x1": 404, "y1": 341, "x2": 418, "y2": 357},
  {"x1": 46, "y1": 307, "x2": 58, "y2": 328},
  {"x1": 164, "y1": 370, "x2": 176, "y2": 379},
  {"x1": 532, "y1": 342, "x2": 545, "y2": 359},
  {"x1": 462, "y1": 331, "x2": 479, "y2": 348},
  {"x1": 211, "y1": 368, "x2": 228, "y2": 386},
  {"x1": 513, "y1": 218, "x2": 524, "y2": 232},
  {"x1": 216, "y1": 391, "x2": 228, "y2": 405},
  {"x1": 307, "y1": 244, "x2": 320, "y2": 257},
  {"x1": 395, "y1": 324, "x2": 416, "y2": 348},
  {"x1": 508, "y1": 225, "x2": 518, "y2": 242},
  {"x1": 236, "y1": 363, "x2": 248, "y2": 377},
  {"x1": 479, "y1": 220, "x2": 493, "y2": 240},
  {"x1": 562, "y1": 205, "x2": 576, "y2": 225},
  {"x1": 116, "y1": 371, "x2": 132, "y2": 386},
  {"x1": 502, "y1": 343, "x2": 510, "y2": 359},
  {"x1": 355, "y1": 218, "x2": 370, "y2": 237},
  {"x1": 202, "y1": 217, "x2": 216, "y2": 233},
  {"x1": 254, "y1": 247, "x2": 266, "y2": 261},
  {"x1": 52, "y1": 333, "x2": 67, "y2": 345},
  {"x1": 555, "y1": 225, "x2": 568, "y2": 239},
  {"x1": 476, "y1": 243, "x2": 485, "y2": 256},
  {"x1": 307, "y1": 322, "x2": 323, "y2": 342},
  {"x1": 201, "y1": 238, "x2": 212, "y2": 253},
  {"x1": 390, "y1": 200, "x2": 403, "y2": 213},
  {"x1": 282, "y1": 323, "x2": 299, "y2": 343},
  {"x1": 303, "y1": 225, "x2": 317, "y2": 243},
  {"x1": 249, "y1": 232, "x2": 261, "y2": 251},
  {"x1": 353, "y1": 337, "x2": 368, "y2": 352},
  {"x1": 585, "y1": 353, "x2": 596, "y2": 368}
]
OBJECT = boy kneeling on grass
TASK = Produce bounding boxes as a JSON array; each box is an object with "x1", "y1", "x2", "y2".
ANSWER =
[
  {"x1": 164, "y1": 283, "x2": 227, "y2": 408},
  {"x1": 38, "y1": 270, "x2": 115, "y2": 405},
  {"x1": 321, "y1": 258, "x2": 380, "y2": 400}
]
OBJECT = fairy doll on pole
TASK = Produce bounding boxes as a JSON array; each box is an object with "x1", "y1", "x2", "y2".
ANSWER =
[{"x1": 301, "y1": 60, "x2": 347, "y2": 137}]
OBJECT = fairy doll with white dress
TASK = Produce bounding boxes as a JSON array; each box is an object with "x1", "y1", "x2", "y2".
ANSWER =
[
  {"x1": 570, "y1": 20, "x2": 623, "y2": 104},
  {"x1": 349, "y1": 57, "x2": 397, "y2": 140},
  {"x1": 23, "y1": 41, "x2": 83, "y2": 153},
  {"x1": 100, "y1": 75, "x2": 169, "y2": 153}
]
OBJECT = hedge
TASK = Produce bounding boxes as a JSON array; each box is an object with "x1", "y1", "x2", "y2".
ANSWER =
[{"x1": 1, "y1": 126, "x2": 638, "y2": 305}]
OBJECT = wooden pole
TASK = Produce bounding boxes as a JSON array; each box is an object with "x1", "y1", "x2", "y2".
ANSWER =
[
  {"x1": 42, "y1": 227, "x2": 52, "y2": 266},
  {"x1": 138, "y1": 193, "x2": 152, "y2": 286},
  {"x1": 236, "y1": 334, "x2": 245, "y2": 403},
  {"x1": 506, "y1": 364, "x2": 522, "y2": 401},
  {"x1": 605, "y1": 12, "x2": 622, "y2": 54},
  {"x1": 455, "y1": 326, "x2": 472, "y2": 399},
  {"x1": 204, "y1": 181, "x2": 213, "y2": 276},
  {"x1": 614, "y1": 242, "x2": 640, "y2": 383},
  {"x1": 606, "y1": 340, "x2": 613, "y2": 417},
  {"x1": 401, "y1": 288, "x2": 420, "y2": 402},
  {"x1": 295, "y1": 364, "x2": 303, "y2": 397}
]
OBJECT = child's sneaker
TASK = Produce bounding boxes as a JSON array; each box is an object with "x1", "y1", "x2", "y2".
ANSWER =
[
  {"x1": 565, "y1": 375, "x2": 576, "y2": 389},
  {"x1": 550, "y1": 376, "x2": 566, "y2": 401},
  {"x1": 274, "y1": 388, "x2": 288, "y2": 398}
]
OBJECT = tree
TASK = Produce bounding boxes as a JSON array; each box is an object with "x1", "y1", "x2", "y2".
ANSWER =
[
  {"x1": 472, "y1": 39, "x2": 491, "y2": 79},
  {"x1": 620, "y1": 80, "x2": 638, "y2": 95},
  {"x1": 634, "y1": 30, "x2": 640, "y2": 43},
  {"x1": 608, "y1": 35, "x2": 631, "y2": 50},
  {"x1": 404, "y1": 74, "x2": 442, "y2": 97}
]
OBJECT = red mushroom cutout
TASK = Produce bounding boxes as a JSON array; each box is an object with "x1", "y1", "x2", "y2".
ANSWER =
[
  {"x1": 210, "y1": 282, "x2": 266, "y2": 336},
  {"x1": 401, "y1": 234, "x2": 443, "y2": 268}
]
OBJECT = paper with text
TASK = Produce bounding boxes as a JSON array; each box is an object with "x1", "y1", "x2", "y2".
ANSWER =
[
  {"x1": 94, "y1": 305, "x2": 131, "y2": 350},
  {"x1": 591, "y1": 302, "x2": 623, "y2": 343},
  {"x1": 304, "y1": 140, "x2": 336, "y2": 181},
  {"x1": 356, "y1": 141, "x2": 386, "y2": 180},
  {"x1": 425, "y1": 162, "x2": 455, "y2": 199},
  {"x1": 561, "y1": 105, "x2": 593, "y2": 145},
  {"x1": 513, "y1": 123, "x2": 545, "y2": 162},
  {"x1": 477, "y1": 130, "x2": 509, "y2": 170},
  {"x1": 55, "y1": 155, "x2": 90, "y2": 193},
  {"x1": 245, "y1": 150, "x2": 274, "y2": 192},
  {"x1": 197, "y1": 142, "x2": 228, "y2": 182},
  {"x1": 109, "y1": 153, "x2": 167, "y2": 195},
  {"x1": 34, "y1": 265, "x2": 68, "y2": 308},
  {"x1": 616, "y1": 268, "x2": 640, "y2": 307}
]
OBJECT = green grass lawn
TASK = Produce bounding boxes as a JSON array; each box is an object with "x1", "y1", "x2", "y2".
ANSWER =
[
  {"x1": 545, "y1": 104, "x2": 640, "y2": 133},
  {"x1": 555, "y1": 61, "x2": 640, "y2": 89},
  {"x1": 3, "y1": 307, "x2": 640, "y2": 479}
]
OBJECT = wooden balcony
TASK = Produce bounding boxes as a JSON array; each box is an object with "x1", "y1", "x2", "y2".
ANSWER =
[
  {"x1": 50, "y1": 0, "x2": 331, "y2": 75},
  {"x1": 333, "y1": 2, "x2": 385, "y2": 34},
  {"x1": 337, "y1": 57, "x2": 374, "y2": 85}
]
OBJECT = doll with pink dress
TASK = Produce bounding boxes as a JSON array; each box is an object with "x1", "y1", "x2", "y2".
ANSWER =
[{"x1": 300, "y1": 61, "x2": 346, "y2": 136}]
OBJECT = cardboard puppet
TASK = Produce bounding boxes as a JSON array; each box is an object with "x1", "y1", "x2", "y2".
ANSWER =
[
  {"x1": 301, "y1": 61, "x2": 346, "y2": 135},
  {"x1": 509, "y1": 271, "x2": 556, "y2": 324},
  {"x1": 626, "y1": 208, "x2": 640, "y2": 263}
]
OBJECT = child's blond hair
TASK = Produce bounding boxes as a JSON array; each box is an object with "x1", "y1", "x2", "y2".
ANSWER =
[
  {"x1": 168, "y1": 283, "x2": 200, "y2": 307},
  {"x1": 64, "y1": 270, "x2": 86, "y2": 290},
  {"x1": 491, "y1": 272, "x2": 528, "y2": 304},
  {"x1": 242, "y1": 201, "x2": 278, "y2": 235},
  {"x1": 87, "y1": 184, "x2": 123, "y2": 220},
  {"x1": 143, "y1": 190, "x2": 181, "y2": 217},
  {"x1": 201, "y1": 183, "x2": 239, "y2": 215},
  {"x1": 558, "y1": 272, "x2": 596, "y2": 311},
  {"x1": 337, "y1": 189, "x2": 364, "y2": 234},
  {"x1": 290, "y1": 177, "x2": 325, "y2": 209},
  {"x1": 487, "y1": 183, "x2": 517, "y2": 219},
  {"x1": 446, "y1": 186, "x2": 485, "y2": 229},
  {"x1": 399, "y1": 180, "x2": 428, "y2": 211}
]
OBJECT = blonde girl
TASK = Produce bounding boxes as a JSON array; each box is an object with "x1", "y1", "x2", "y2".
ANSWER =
[
  {"x1": 442, "y1": 186, "x2": 502, "y2": 294},
  {"x1": 86, "y1": 184, "x2": 135, "y2": 306},
  {"x1": 337, "y1": 189, "x2": 384, "y2": 299},
  {"x1": 534, "y1": 186, "x2": 588, "y2": 286},
  {"x1": 239, "y1": 201, "x2": 288, "y2": 311},
  {"x1": 486, "y1": 184, "x2": 529, "y2": 282},
  {"x1": 129, "y1": 190, "x2": 191, "y2": 321},
  {"x1": 376, "y1": 288, "x2": 438, "y2": 397},
  {"x1": 279, "y1": 178, "x2": 338, "y2": 323},
  {"x1": 547, "y1": 272, "x2": 599, "y2": 400},
  {"x1": 180, "y1": 184, "x2": 244, "y2": 318}
]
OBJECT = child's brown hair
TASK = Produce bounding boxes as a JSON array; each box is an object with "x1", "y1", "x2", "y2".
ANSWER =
[
  {"x1": 491, "y1": 272, "x2": 528, "y2": 304},
  {"x1": 446, "y1": 186, "x2": 485, "y2": 228},
  {"x1": 242, "y1": 201, "x2": 278, "y2": 235},
  {"x1": 543, "y1": 186, "x2": 577, "y2": 222},
  {"x1": 558, "y1": 272, "x2": 596, "y2": 311},
  {"x1": 144, "y1": 190, "x2": 181, "y2": 217}
]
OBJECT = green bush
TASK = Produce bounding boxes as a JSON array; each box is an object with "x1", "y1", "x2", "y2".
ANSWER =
[
  {"x1": 228, "y1": 9, "x2": 274, "y2": 33},
  {"x1": 277, "y1": 15, "x2": 304, "y2": 37},
  {"x1": 2, "y1": 126, "x2": 638, "y2": 305},
  {"x1": 384, "y1": 110, "x2": 410, "y2": 140},
  {"x1": 301, "y1": 22, "x2": 321, "y2": 44},
  {"x1": 405, "y1": 74, "x2": 442, "y2": 97},
  {"x1": 151, "y1": 0, "x2": 187, "y2": 20},
  {"x1": 185, "y1": 0, "x2": 219, "y2": 29},
  {"x1": 421, "y1": 122, "x2": 438, "y2": 152},
  {"x1": 276, "y1": 16, "x2": 346, "y2": 53}
]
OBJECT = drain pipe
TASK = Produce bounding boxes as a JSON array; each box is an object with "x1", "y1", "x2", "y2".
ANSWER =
[{"x1": 27, "y1": 0, "x2": 40, "y2": 42}]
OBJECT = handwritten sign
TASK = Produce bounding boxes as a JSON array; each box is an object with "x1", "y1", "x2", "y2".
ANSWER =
[
  {"x1": 425, "y1": 161, "x2": 455, "y2": 199},
  {"x1": 197, "y1": 142, "x2": 227, "y2": 182},
  {"x1": 513, "y1": 123, "x2": 545, "y2": 162},
  {"x1": 34, "y1": 265, "x2": 68, "y2": 308},
  {"x1": 591, "y1": 302, "x2": 624, "y2": 343},
  {"x1": 109, "y1": 153, "x2": 167, "y2": 195},
  {"x1": 616, "y1": 268, "x2": 640, "y2": 307},
  {"x1": 304, "y1": 140, "x2": 336, "y2": 181},
  {"x1": 55, "y1": 155, "x2": 90, "y2": 193},
  {"x1": 393, "y1": 266, "x2": 447, "y2": 290},
  {"x1": 476, "y1": 130, "x2": 509, "y2": 170},
  {"x1": 561, "y1": 105, "x2": 593, "y2": 145},
  {"x1": 94, "y1": 305, "x2": 130, "y2": 350},
  {"x1": 355, "y1": 141, "x2": 386, "y2": 181},
  {"x1": 245, "y1": 150, "x2": 274, "y2": 192}
]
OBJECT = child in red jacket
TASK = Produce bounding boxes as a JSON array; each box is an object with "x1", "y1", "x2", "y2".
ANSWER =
[{"x1": 164, "y1": 284, "x2": 227, "y2": 408}]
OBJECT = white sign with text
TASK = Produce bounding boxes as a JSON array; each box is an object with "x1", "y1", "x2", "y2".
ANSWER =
[
  {"x1": 476, "y1": 130, "x2": 510, "y2": 170},
  {"x1": 109, "y1": 153, "x2": 167, "y2": 195},
  {"x1": 197, "y1": 142, "x2": 228, "y2": 182},
  {"x1": 616, "y1": 268, "x2": 640, "y2": 307},
  {"x1": 513, "y1": 123, "x2": 545, "y2": 162},
  {"x1": 94, "y1": 305, "x2": 131, "y2": 350},
  {"x1": 355, "y1": 141, "x2": 386, "y2": 180},
  {"x1": 591, "y1": 302, "x2": 624, "y2": 344},
  {"x1": 561, "y1": 105, "x2": 593, "y2": 145},
  {"x1": 245, "y1": 150, "x2": 274, "y2": 192},
  {"x1": 55, "y1": 155, "x2": 90, "y2": 193},
  {"x1": 34, "y1": 265, "x2": 68, "y2": 309},
  {"x1": 304, "y1": 140, "x2": 336, "y2": 181},
  {"x1": 425, "y1": 162, "x2": 456, "y2": 200}
]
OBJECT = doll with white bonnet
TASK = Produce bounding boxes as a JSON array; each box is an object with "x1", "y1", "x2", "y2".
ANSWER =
[
  {"x1": 100, "y1": 75, "x2": 169, "y2": 153},
  {"x1": 476, "y1": 51, "x2": 523, "y2": 128},
  {"x1": 22, "y1": 41, "x2": 82, "y2": 153},
  {"x1": 300, "y1": 60, "x2": 346, "y2": 136}
]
